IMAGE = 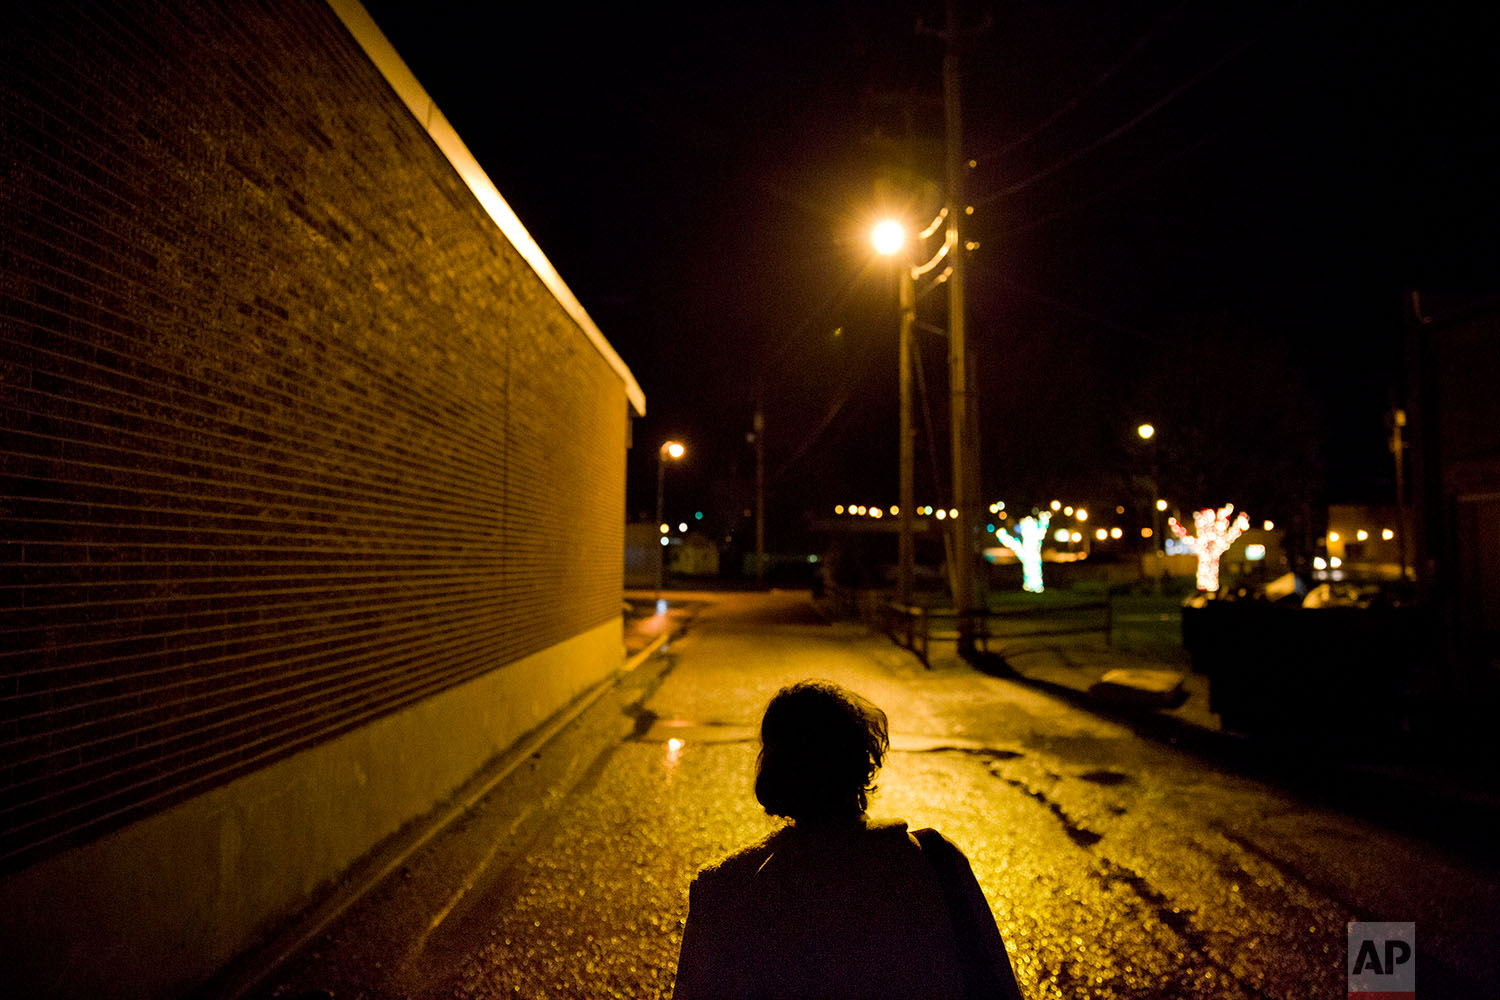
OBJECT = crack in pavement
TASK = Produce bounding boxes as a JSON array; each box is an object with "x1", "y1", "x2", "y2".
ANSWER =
[
  {"x1": 987, "y1": 767, "x2": 1279, "y2": 1000},
  {"x1": 992, "y1": 769, "x2": 1106, "y2": 848}
]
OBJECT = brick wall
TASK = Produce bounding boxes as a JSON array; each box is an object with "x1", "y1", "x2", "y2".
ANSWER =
[{"x1": 1, "y1": 0, "x2": 632, "y2": 873}]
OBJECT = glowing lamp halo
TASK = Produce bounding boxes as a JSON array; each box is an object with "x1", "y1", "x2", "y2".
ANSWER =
[{"x1": 871, "y1": 219, "x2": 906, "y2": 256}]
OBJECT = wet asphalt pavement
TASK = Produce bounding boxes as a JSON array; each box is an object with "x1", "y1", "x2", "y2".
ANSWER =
[{"x1": 258, "y1": 590, "x2": 1500, "y2": 999}]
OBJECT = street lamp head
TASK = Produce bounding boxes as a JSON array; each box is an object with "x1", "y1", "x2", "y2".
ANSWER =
[
  {"x1": 871, "y1": 219, "x2": 906, "y2": 257},
  {"x1": 1137, "y1": 423, "x2": 1155, "y2": 440},
  {"x1": 661, "y1": 440, "x2": 685, "y2": 460}
]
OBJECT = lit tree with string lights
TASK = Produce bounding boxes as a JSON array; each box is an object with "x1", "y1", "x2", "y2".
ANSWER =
[
  {"x1": 1169, "y1": 504, "x2": 1250, "y2": 592},
  {"x1": 997, "y1": 512, "x2": 1051, "y2": 594}
]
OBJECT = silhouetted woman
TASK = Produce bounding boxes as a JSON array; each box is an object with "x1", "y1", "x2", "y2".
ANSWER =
[{"x1": 673, "y1": 680, "x2": 1024, "y2": 1000}]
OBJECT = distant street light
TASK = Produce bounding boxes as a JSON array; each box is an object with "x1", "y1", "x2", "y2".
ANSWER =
[
  {"x1": 1137, "y1": 425, "x2": 1163, "y2": 550},
  {"x1": 1136, "y1": 422, "x2": 1163, "y2": 590},
  {"x1": 655, "y1": 440, "x2": 685, "y2": 601}
]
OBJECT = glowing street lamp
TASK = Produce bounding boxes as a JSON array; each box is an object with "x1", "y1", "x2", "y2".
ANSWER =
[
  {"x1": 871, "y1": 219, "x2": 907, "y2": 257},
  {"x1": 655, "y1": 440, "x2": 685, "y2": 601}
]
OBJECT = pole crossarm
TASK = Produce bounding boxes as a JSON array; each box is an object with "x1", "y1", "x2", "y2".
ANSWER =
[
  {"x1": 912, "y1": 238, "x2": 951, "y2": 278},
  {"x1": 918, "y1": 207, "x2": 949, "y2": 240},
  {"x1": 916, "y1": 270, "x2": 952, "y2": 303}
]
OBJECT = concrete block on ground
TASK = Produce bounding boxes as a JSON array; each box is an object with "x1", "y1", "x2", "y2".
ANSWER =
[{"x1": 1089, "y1": 668, "x2": 1188, "y2": 709}]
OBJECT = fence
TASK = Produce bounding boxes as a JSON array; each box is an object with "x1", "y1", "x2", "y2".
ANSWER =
[{"x1": 879, "y1": 599, "x2": 1114, "y2": 665}]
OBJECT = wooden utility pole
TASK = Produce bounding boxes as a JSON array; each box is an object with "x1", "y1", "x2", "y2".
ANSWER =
[
  {"x1": 897, "y1": 264, "x2": 916, "y2": 608},
  {"x1": 754, "y1": 403, "x2": 765, "y2": 586},
  {"x1": 1391, "y1": 407, "x2": 1409, "y2": 581},
  {"x1": 936, "y1": 0, "x2": 983, "y2": 650}
]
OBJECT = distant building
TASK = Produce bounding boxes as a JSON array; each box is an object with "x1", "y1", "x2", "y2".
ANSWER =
[
  {"x1": 674, "y1": 531, "x2": 722, "y2": 577},
  {"x1": 624, "y1": 523, "x2": 721, "y2": 586},
  {"x1": 624, "y1": 521, "x2": 663, "y2": 588},
  {"x1": 1407, "y1": 293, "x2": 1500, "y2": 708},
  {"x1": 1218, "y1": 524, "x2": 1291, "y2": 586},
  {"x1": 1320, "y1": 505, "x2": 1405, "y2": 579},
  {"x1": 0, "y1": 3, "x2": 643, "y2": 996}
]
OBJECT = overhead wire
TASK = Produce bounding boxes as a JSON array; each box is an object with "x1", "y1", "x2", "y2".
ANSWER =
[
  {"x1": 973, "y1": 34, "x2": 1256, "y2": 207},
  {"x1": 756, "y1": 257, "x2": 869, "y2": 383},
  {"x1": 972, "y1": 0, "x2": 1193, "y2": 165},
  {"x1": 988, "y1": 274, "x2": 1165, "y2": 345},
  {"x1": 963, "y1": 12, "x2": 1279, "y2": 345},
  {"x1": 967, "y1": 63, "x2": 1276, "y2": 342},
  {"x1": 966, "y1": 124, "x2": 1224, "y2": 346},
  {"x1": 999, "y1": 118, "x2": 1227, "y2": 239},
  {"x1": 763, "y1": 208, "x2": 950, "y2": 484},
  {"x1": 756, "y1": 265, "x2": 880, "y2": 486},
  {"x1": 910, "y1": 323, "x2": 947, "y2": 504},
  {"x1": 768, "y1": 373, "x2": 857, "y2": 486}
]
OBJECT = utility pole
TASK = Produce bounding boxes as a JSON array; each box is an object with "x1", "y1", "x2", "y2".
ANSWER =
[
  {"x1": 754, "y1": 404, "x2": 765, "y2": 586},
  {"x1": 897, "y1": 264, "x2": 916, "y2": 609},
  {"x1": 1391, "y1": 407, "x2": 1408, "y2": 581},
  {"x1": 873, "y1": 181, "x2": 921, "y2": 610},
  {"x1": 933, "y1": 0, "x2": 983, "y2": 651}
]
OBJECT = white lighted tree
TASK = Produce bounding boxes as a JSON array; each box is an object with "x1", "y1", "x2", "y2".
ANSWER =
[
  {"x1": 1169, "y1": 504, "x2": 1249, "y2": 592},
  {"x1": 997, "y1": 512, "x2": 1051, "y2": 593}
]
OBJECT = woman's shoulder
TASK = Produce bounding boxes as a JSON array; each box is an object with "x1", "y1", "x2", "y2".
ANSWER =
[
  {"x1": 692, "y1": 817, "x2": 960, "y2": 892},
  {"x1": 691, "y1": 827, "x2": 789, "y2": 890},
  {"x1": 906, "y1": 824, "x2": 961, "y2": 852}
]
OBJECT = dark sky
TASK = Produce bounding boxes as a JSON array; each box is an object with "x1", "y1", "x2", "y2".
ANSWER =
[{"x1": 359, "y1": 1, "x2": 1499, "y2": 544}]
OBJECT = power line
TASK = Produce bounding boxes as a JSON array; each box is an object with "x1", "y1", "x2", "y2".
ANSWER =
[
  {"x1": 971, "y1": 67, "x2": 1281, "y2": 242},
  {"x1": 767, "y1": 362, "x2": 859, "y2": 486},
  {"x1": 973, "y1": 35, "x2": 1256, "y2": 207},
  {"x1": 910, "y1": 324, "x2": 947, "y2": 503},
  {"x1": 986, "y1": 273, "x2": 1165, "y2": 345},
  {"x1": 972, "y1": 0, "x2": 1192, "y2": 165},
  {"x1": 757, "y1": 258, "x2": 869, "y2": 382},
  {"x1": 998, "y1": 117, "x2": 1228, "y2": 238}
]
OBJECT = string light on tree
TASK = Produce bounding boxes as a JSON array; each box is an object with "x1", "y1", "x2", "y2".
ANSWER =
[
  {"x1": 997, "y1": 512, "x2": 1051, "y2": 594},
  {"x1": 1169, "y1": 504, "x2": 1250, "y2": 592}
]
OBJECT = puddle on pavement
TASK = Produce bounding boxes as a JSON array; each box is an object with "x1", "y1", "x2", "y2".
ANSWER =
[
  {"x1": 891, "y1": 735, "x2": 1007, "y2": 754},
  {"x1": 633, "y1": 719, "x2": 758, "y2": 745}
]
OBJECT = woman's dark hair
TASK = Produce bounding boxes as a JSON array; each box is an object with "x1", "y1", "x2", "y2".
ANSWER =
[{"x1": 754, "y1": 681, "x2": 889, "y2": 823}]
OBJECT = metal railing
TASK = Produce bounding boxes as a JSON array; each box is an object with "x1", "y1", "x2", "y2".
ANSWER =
[{"x1": 881, "y1": 599, "x2": 1113, "y2": 666}]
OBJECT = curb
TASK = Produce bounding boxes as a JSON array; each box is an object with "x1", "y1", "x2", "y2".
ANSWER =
[
  {"x1": 969, "y1": 648, "x2": 1500, "y2": 863},
  {"x1": 624, "y1": 628, "x2": 676, "y2": 674},
  {"x1": 211, "y1": 627, "x2": 682, "y2": 1000}
]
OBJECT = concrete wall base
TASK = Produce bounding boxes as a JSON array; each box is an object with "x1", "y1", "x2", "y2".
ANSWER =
[{"x1": 0, "y1": 618, "x2": 624, "y2": 1000}]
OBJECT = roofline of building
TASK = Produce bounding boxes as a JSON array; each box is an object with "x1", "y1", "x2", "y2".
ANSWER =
[{"x1": 325, "y1": 0, "x2": 647, "y2": 417}]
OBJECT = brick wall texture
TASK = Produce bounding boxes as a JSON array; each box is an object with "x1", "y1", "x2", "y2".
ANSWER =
[{"x1": 1, "y1": 0, "x2": 630, "y2": 872}]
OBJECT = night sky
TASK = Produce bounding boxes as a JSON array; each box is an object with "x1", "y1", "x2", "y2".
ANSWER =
[{"x1": 358, "y1": 1, "x2": 1499, "y2": 548}]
